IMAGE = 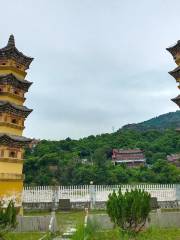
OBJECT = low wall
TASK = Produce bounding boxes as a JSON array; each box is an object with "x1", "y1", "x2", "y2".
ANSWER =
[
  {"x1": 23, "y1": 200, "x2": 179, "y2": 211},
  {"x1": 88, "y1": 211, "x2": 180, "y2": 229},
  {"x1": 23, "y1": 202, "x2": 52, "y2": 211},
  {"x1": 15, "y1": 214, "x2": 58, "y2": 232}
]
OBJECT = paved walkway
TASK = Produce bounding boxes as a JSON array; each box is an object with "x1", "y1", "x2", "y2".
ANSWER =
[{"x1": 53, "y1": 227, "x2": 76, "y2": 240}]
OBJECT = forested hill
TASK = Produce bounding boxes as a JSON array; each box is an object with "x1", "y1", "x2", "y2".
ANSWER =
[
  {"x1": 121, "y1": 111, "x2": 180, "y2": 132},
  {"x1": 24, "y1": 110, "x2": 180, "y2": 185}
]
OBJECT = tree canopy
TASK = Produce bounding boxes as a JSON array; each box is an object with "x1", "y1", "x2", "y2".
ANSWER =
[{"x1": 24, "y1": 128, "x2": 180, "y2": 185}]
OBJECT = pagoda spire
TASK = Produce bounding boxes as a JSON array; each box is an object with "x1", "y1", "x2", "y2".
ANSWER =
[{"x1": 7, "y1": 34, "x2": 15, "y2": 47}]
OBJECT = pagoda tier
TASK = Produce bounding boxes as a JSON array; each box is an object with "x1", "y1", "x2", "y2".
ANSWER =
[
  {"x1": 171, "y1": 95, "x2": 180, "y2": 108},
  {"x1": 0, "y1": 35, "x2": 33, "y2": 69},
  {"x1": 0, "y1": 74, "x2": 32, "y2": 92},
  {"x1": 0, "y1": 35, "x2": 33, "y2": 80},
  {"x1": 0, "y1": 101, "x2": 32, "y2": 117},
  {"x1": 0, "y1": 134, "x2": 31, "y2": 147},
  {"x1": 169, "y1": 66, "x2": 180, "y2": 80},
  {"x1": 0, "y1": 101, "x2": 32, "y2": 135},
  {"x1": 166, "y1": 40, "x2": 180, "y2": 65}
]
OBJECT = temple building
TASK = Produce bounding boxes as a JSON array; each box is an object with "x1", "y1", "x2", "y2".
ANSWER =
[
  {"x1": 112, "y1": 149, "x2": 146, "y2": 167},
  {"x1": 167, "y1": 154, "x2": 180, "y2": 168},
  {"x1": 0, "y1": 35, "x2": 33, "y2": 210}
]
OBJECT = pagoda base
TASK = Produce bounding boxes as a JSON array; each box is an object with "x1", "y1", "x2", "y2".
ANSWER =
[{"x1": 0, "y1": 180, "x2": 23, "y2": 207}]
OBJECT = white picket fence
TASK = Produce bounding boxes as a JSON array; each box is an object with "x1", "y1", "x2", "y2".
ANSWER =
[{"x1": 23, "y1": 184, "x2": 177, "y2": 203}]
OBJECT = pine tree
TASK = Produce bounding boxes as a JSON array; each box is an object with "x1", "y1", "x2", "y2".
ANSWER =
[{"x1": 106, "y1": 188, "x2": 151, "y2": 234}]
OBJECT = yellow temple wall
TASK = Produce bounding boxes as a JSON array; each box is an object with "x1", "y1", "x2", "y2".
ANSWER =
[
  {"x1": 0, "y1": 68, "x2": 26, "y2": 80},
  {"x1": 0, "y1": 125, "x2": 23, "y2": 135},
  {"x1": 0, "y1": 94, "x2": 24, "y2": 105},
  {"x1": 0, "y1": 146, "x2": 24, "y2": 159},
  {"x1": 0, "y1": 181, "x2": 23, "y2": 202},
  {"x1": 0, "y1": 162, "x2": 23, "y2": 174},
  {"x1": 0, "y1": 84, "x2": 25, "y2": 97},
  {"x1": 0, "y1": 113, "x2": 24, "y2": 126}
]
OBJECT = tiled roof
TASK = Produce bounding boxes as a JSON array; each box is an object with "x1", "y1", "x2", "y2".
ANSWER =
[
  {"x1": 0, "y1": 101, "x2": 32, "y2": 117},
  {"x1": 166, "y1": 40, "x2": 180, "y2": 56},
  {"x1": 0, "y1": 134, "x2": 32, "y2": 146},
  {"x1": 0, "y1": 35, "x2": 33, "y2": 69},
  {"x1": 0, "y1": 74, "x2": 32, "y2": 91},
  {"x1": 113, "y1": 149, "x2": 143, "y2": 154},
  {"x1": 168, "y1": 66, "x2": 180, "y2": 79},
  {"x1": 112, "y1": 149, "x2": 146, "y2": 161},
  {"x1": 171, "y1": 95, "x2": 180, "y2": 107}
]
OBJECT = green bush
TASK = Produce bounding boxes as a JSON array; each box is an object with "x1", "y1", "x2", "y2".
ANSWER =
[{"x1": 106, "y1": 188, "x2": 151, "y2": 234}]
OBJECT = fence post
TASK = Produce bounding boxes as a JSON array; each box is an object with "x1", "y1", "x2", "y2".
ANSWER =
[
  {"x1": 89, "y1": 181, "x2": 96, "y2": 210},
  {"x1": 51, "y1": 186, "x2": 59, "y2": 211},
  {"x1": 176, "y1": 184, "x2": 180, "y2": 206}
]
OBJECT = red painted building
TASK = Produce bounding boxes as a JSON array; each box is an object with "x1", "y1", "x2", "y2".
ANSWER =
[
  {"x1": 167, "y1": 154, "x2": 180, "y2": 167},
  {"x1": 112, "y1": 149, "x2": 146, "y2": 167}
]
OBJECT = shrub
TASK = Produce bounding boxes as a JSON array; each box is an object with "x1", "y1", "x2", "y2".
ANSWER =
[
  {"x1": 0, "y1": 200, "x2": 17, "y2": 239},
  {"x1": 106, "y1": 188, "x2": 151, "y2": 234}
]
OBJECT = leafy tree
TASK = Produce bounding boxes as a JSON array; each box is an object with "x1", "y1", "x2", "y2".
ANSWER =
[
  {"x1": 24, "y1": 127, "x2": 180, "y2": 185},
  {"x1": 106, "y1": 189, "x2": 151, "y2": 234}
]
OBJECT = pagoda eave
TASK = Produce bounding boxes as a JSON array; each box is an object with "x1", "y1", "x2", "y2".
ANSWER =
[
  {"x1": 0, "y1": 48, "x2": 33, "y2": 69},
  {"x1": 171, "y1": 95, "x2": 180, "y2": 108},
  {"x1": 0, "y1": 101, "x2": 33, "y2": 118},
  {"x1": 166, "y1": 40, "x2": 180, "y2": 57},
  {"x1": 168, "y1": 66, "x2": 180, "y2": 80},
  {"x1": 0, "y1": 74, "x2": 32, "y2": 91},
  {"x1": 0, "y1": 134, "x2": 32, "y2": 147}
]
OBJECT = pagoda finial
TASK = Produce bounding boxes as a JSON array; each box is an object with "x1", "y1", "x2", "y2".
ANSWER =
[{"x1": 7, "y1": 34, "x2": 15, "y2": 47}]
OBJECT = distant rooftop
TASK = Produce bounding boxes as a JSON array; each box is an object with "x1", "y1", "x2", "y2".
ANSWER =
[{"x1": 112, "y1": 148, "x2": 146, "y2": 161}]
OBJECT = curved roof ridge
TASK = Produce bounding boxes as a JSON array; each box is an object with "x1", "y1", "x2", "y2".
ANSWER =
[
  {"x1": 0, "y1": 35, "x2": 34, "y2": 68},
  {"x1": 0, "y1": 100, "x2": 32, "y2": 112},
  {"x1": 0, "y1": 73, "x2": 32, "y2": 85},
  {"x1": 0, "y1": 133, "x2": 32, "y2": 142}
]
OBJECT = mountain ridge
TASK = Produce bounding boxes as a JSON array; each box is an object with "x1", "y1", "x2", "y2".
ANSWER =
[{"x1": 121, "y1": 110, "x2": 180, "y2": 132}]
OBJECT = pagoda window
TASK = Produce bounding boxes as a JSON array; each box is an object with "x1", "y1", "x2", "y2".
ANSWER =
[
  {"x1": 2, "y1": 63, "x2": 6, "y2": 65},
  {"x1": 0, "y1": 150, "x2": 4, "y2": 157},
  {"x1": 12, "y1": 118, "x2": 18, "y2": 125},
  {"x1": 14, "y1": 89, "x2": 19, "y2": 95},
  {"x1": 9, "y1": 151, "x2": 17, "y2": 158}
]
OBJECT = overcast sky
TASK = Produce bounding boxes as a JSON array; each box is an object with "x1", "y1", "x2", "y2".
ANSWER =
[{"x1": 0, "y1": 0, "x2": 179, "y2": 140}]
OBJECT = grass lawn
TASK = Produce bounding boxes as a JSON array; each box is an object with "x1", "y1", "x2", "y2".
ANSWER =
[
  {"x1": 93, "y1": 228, "x2": 180, "y2": 240},
  {"x1": 56, "y1": 210, "x2": 85, "y2": 234},
  {"x1": 5, "y1": 232, "x2": 45, "y2": 240},
  {"x1": 4, "y1": 210, "x2": 180, "y2": 240},
  {"x1": 4, "y1": 210, "x2": 85, "y2": 240}
]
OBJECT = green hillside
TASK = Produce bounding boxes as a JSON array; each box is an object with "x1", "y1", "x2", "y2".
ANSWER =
[
  {"x1": 121, "y1": 111, "x2": 180, "y2": 131},
  {"x1": 24, "y1": 111, "x2": 180, "y2": 186}
]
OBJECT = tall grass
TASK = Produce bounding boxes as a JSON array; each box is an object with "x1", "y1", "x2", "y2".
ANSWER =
[{"x1": 72, "y1": 225, "x2": 180, "y2": 240}]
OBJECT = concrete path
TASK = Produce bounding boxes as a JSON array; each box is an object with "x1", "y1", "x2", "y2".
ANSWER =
[{"x1": 53, "y1": 227, "x2": 76, "y2": 240}]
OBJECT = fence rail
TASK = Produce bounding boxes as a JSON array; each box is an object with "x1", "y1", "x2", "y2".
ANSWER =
[{"x1": 23, "y1": 184, "x2": 178, "y2": 203}]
